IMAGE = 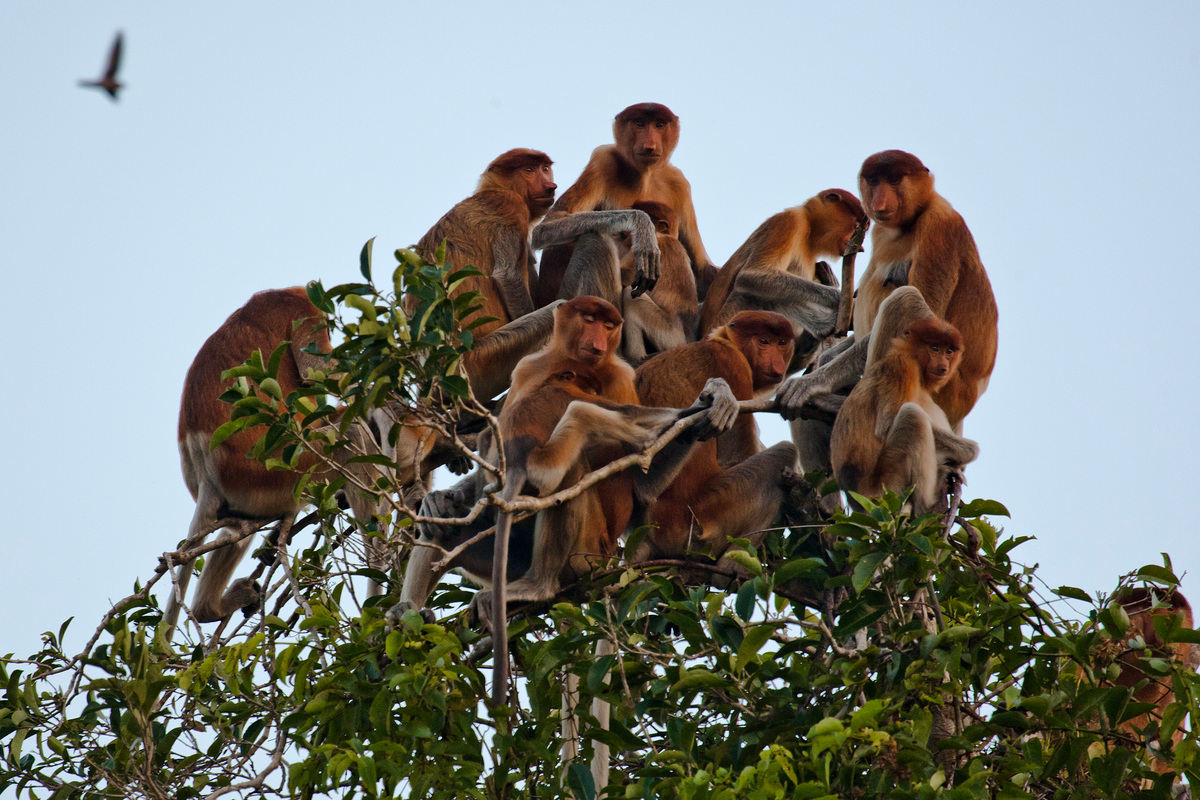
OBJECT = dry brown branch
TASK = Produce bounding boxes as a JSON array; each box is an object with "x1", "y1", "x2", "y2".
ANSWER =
[{"x1": 835, "y1": 220, "x2": 868, "y2": 336}]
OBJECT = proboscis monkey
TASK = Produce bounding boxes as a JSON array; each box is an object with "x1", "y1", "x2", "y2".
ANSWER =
[
  {"x1": 700, "y1": 190, "x2": 867, "y2": 372},
  {"x1": 778, "y1": 151, "x2": 997, "y2": 435},
  {"x1": 830, "y1": 315, "x2": 978, "y2": 514},
  {"x1": 632, "y1": 311, "x2": 801, "y2": 562},
  {"x1": 169, "y1": 288, "x2": 392, "y2": 637},
  {"x1": 618, "y1": 200, "x2": 699, "y2": 363},
  {"x1": 533, "y1": 103, "x2": 718, "y2": 307},
  {"x1": 415, "y1": 148, "x2": 556, "y2": 337}
]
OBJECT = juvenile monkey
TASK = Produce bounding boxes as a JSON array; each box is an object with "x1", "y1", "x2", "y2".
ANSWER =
[
  {"x1": 830, "y1": 316, "x2": 978, "y2": 514},
  {"x1": 618, "y1": 200, "x2": 699, "y2": 363}
]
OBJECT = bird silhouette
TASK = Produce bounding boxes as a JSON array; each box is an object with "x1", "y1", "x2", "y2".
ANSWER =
[{"x1": 79, "y1": 31, "x2": 123, "y2": 100}]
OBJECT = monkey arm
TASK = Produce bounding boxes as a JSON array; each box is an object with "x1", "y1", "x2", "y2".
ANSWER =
[
  {"x1": 776, "y1": 335, "x2": 869, "y2": 420},
  {"x1": 523, "y1": 401, "x2": 677, "y2": 494},
  {"x1": 462, "y1": 302, "x2": 561, "y2": 401},
  {"x1": 533, "y1": 210, "x2": 661, "y2": 296},
  {"x1": 730, "y1": 269, "x2": 841, "y2": 338},
  {"x1": 634, "y1": 378, "x2": 739, "y2": 502},
  {"x1": 675, "y1": 192, "x2": 718, "y2": 299},
  {"x1": 813, "y1": 260, "x2": 840, "y2": 288},
  {"x1": 490, "y1": 227, "x2": 535, "y2": 321}
]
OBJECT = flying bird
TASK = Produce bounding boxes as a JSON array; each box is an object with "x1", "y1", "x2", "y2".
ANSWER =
[{"x1": 79, "y1": 31, "x2": 123, "y2": 100}]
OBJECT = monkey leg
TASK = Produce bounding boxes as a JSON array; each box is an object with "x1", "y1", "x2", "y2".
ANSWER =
[
  {"x1": 694, "y1": 442, "x2": 799, "y2": 549},
  {"x1": 164, "y1": 481, "x2": 222, "y2": 636},
  {"x1": 876, "y1": 403, "x2": 940, "y2": 515},
  {"x1": 191, "y1": 517, "x2": 273, "y2": 623},
  {"x1": 557, "y1": 233, "x2": 623, "y2": 306},
  {"x1": 479, "y1": 493, "x2": 602, "y2": 614}
]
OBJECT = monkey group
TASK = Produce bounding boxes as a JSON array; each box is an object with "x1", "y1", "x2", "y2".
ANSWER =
[
  {"x1": 171, "y1": 103, "x2": 1003, "y2": 645},
  {"x1": 166, "y1": 103, "x2": 1194, "y2": 788}
]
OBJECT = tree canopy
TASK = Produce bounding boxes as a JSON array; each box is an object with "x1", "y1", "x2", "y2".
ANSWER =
[{"x1": 2, "y1": 245, "x2": 1196, "y2": 799}]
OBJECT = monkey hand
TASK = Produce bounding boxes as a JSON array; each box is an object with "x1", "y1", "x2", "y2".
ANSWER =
[
  {"x1": 417, "y1": 487, "x2": 472, "y2": 541},
  {"x1": 628, "y1": 214, "x2": 661, "y2": 297},
  {"x1": 775, "y1": 373, "x2": 824, "y2": 420},
  {"x1": 686, "y1": 378, "x2": 739, "y2": 441}
]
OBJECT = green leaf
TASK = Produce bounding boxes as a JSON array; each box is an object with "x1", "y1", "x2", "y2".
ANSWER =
[
  {"x1": 736, "y1": 623, "x2": 776, "y2": 668},
  {"x1": 671, "y1": 668, "x2": 728, "y2": 694},
  {"x1": 958, "y1": 498, "x2": 1010, "y2": 517},
  {"x1": 723, "y1": 548, "x2": 762, "y2": 576},
  {"x1": 1135, "y1": 564, "x2": 1180, "y2": 586},
  {"x1": 1052, "y1": 586, "x2": 1093, "y2": 603},
  {"x1": 566, "y1": 762, "x2": 596, "y2": 800},
  {"x1": 360, "y1": 236, "x2": 375, "y2": 281},
  {"x1": 852, "y1": 552, "x2": 885, "y2": 593}
]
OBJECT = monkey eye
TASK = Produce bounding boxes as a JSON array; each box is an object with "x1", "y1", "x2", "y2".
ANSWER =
[
  {"x1": 583, "y1": 315, "x2": 596, "y2": 323},
  {"x1": 604, "y1": 322, "x2": 616, "y2": 331},
  {"x1": 758, "y1": 337, "x2": 770, "y2": 345},
  {"x1": 655, "y1": 121, "x2": 666, "y2": 129},
  {"x1": 888, "y1": 177, "x2": 902, "y2": 186},
  {"x1": 524, "y1": 166, "x2": 535, "y2": 173},
  {"x1": 866, "y1": 177, "x2": 880, "y2": 187}
]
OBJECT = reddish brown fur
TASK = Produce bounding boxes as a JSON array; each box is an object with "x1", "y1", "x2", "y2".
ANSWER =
[
  {"x1": 506, "y1": 297, "x2": 638, "y2": 555},
  {"x1": 536, "y1": 103, "x2": 716, "y2": 305},
  {"x1": 178, "y1": 287, "x2": 330, "y2": 510},
  {"x1": 1098, "y1": 588, "x2": 1198, "y2": 774},
  {"x1": 174, "y1": 288, "x2": 396, "y2": 629},
  {"x1": 632, "y1": 200, "x2": 678, "y2": 235},
  {"x1": 634, "y1": 311, "x2": 795, "y2": 557},
  {"x1": 854, "y1": 150, "x2": 997, "y2": 428},
  {"x1": 700, "y1": 189, "x2": 867, "y2": 335},
  {"x1": 416, "y1": 148, "x2": 556, "y2": 337},
  {"x1": 831, "y1": 317, "x2": 964, "y2": 502}
]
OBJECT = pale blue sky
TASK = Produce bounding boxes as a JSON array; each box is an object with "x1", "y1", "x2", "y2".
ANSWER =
[{"x1": 2, "y1": 3, "x2": 1197, "y2": 659}]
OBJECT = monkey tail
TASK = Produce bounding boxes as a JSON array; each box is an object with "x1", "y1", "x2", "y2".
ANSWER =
[{"x1": 490, "y1": 438, "x2": 532, "y2": 707}]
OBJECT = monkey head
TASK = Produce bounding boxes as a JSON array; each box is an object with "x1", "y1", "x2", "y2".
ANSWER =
[
  {"x1": 724, "y1": 311, "x2": 795, "y2": 392},
  {"x1": 904, "y1": 317, "x2": 963, "y2": 391},
  {"x1": 482, "y1": 148, "x2": 557, "y2": 216},
  {"x1": 555, "y1": 296, "x2": 624, "y2": 366},
  {"x1": 614, "y1": 103, "x2": 679, "y2": 168},
  {"x1": 807, "y1": 189, "x2": 869, "y2": 256},
  {"x1": 859, "y1": 150, "x2": 932, "y2": 227}
]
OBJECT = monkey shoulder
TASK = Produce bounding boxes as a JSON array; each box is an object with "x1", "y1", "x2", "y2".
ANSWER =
[{"x1": 468, "y1": 190, "x2": 532, "y2": 226}]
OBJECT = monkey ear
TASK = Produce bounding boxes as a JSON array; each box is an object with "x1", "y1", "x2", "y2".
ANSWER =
[{"x1": 824, "y1": 191, "x2": 841, "y2": 203}]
